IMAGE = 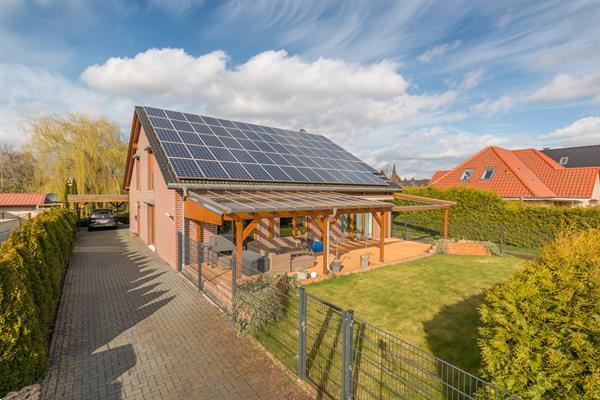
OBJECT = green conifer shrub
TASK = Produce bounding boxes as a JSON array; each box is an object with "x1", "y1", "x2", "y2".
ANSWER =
[{"x1": 479, "y1": 227, "x2": 600, "y2": 399}]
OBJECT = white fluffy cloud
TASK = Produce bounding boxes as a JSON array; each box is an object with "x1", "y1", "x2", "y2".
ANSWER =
[
  {"x1": 528, "y1": 72, "x2": 600, "y2": 103},
  {"x1": 80, "y1": 48, "x2": 455, "y2": 143},
  {"x1": 538, "y1": 117, "x2": 600, "y2": 147},
  {"x1": 358, "y1": 127, "x2": 509, "y2": 178},
  {"x1": 418, "y1": 40, "x2": 460, "y2": 64},
  {"x1": 0, "y1": 62, "x2": 133, "y2": 146},
  {"x1": 470, "y1": 96, "x2": 514, "y2": 116}
]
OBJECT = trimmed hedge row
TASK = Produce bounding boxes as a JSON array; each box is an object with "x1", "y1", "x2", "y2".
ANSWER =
[
  {"x1": 394, "y1": 187, "x2": 600, "y2": 248},
  {"x1": 0, "y1": 208, "x2": 77, "y2": 395}
]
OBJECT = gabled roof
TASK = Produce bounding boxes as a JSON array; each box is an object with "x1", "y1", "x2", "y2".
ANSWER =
[
  {"x1": 0, "y1": 193, "x2": 47, "y2": 207},
  {"x1": 541, "y1": 144, "x2": 600, "y2": 168},
  {"x1": 430, "y1": 146, "x2": 600, "y2": 199},
  {"x1": 123, "y1": 106, "x2": 391, "y2": 191}
]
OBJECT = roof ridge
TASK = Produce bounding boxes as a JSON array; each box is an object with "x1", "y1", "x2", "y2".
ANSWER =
[{"x1": 491, "y1": 147, "x2": 555, "y2": 197}]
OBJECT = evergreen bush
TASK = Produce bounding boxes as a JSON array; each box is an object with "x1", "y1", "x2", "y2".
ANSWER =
[
  {"x1": 396, "y1": 187, "x2": 600, "y2": 248},
  {"x1": 479, "y1": 227, "x2": 600, "y2": 399},
  {"x1": 0, "y1": 208, "x2": 76, "y2": 395}
]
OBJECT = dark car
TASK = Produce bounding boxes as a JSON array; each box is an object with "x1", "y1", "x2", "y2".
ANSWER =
[{"x1": 88, "y1": 209, "x2": 118, "y2": 231}]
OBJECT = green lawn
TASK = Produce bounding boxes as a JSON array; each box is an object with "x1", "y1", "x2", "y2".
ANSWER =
[{"x1": 305, "y1": 254, "x2": 523, "y2": 375}]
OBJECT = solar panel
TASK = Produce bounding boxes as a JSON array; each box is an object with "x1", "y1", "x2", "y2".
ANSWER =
[{"x1": 141, "y1": 106, "x2": 387, "y2": 186}]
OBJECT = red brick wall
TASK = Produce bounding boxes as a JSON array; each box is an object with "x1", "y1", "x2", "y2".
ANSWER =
[{"x1": 128, "y1": 126, "x2": 180, "y2": 269}]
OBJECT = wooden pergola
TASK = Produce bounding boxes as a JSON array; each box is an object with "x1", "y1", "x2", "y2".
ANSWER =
[
  {"x1": 67, "y1": 194, "x2": 129, "y2": 212},
  {"x1": 184, "y1": 190, "x2": 394, "y2": 280},
  {"x1": 391, "y1": 193, "x2": 455, "y2": 239},
  {"x1": 183, "y1": 190, "x2": 455, "y2": 282}
]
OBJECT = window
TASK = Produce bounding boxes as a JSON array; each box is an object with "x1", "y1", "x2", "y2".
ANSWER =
[
  {"x1": 135, "y1": 156, "x2": 140, "y2": 191},
  {"x1": 481, "y1": 167, "x2": 496, "y2": 180},
  {"x1": 460, "y1": 169, "x2": 474, "y2": 181},
  {"x1": 147, "y1": 152, "x2": 154, "y2": 191},
  {"x1": 559, "y1": 156, "x2": 569, "y2": 165}
]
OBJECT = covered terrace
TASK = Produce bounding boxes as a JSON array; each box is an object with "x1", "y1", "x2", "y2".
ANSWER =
[{"x1": 183, "y1": 190, "x2": 454, "y2": 282}]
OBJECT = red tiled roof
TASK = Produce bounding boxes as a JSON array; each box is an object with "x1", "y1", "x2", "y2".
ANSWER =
[
  {"x1": 430, "y1": 146, "x2": 600, "y2": 199},
  {"x1": 0, "y1": 193, "x2": 47, "y2": 206}
]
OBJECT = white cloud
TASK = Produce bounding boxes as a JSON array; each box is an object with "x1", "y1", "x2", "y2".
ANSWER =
[
  {"x1": 496, "y1": 13, "x2": 512, "y2": 29},
  {"x1": 447, "y1": 68, "x2": 485, "y2": 90},
  {"x1": 357, "y1": 126, "x2": 509, "y2": 178},
  {"x1": 528, "y1": 72, "x2": 600, "y2": 103},
  {"x1": 80, "y1": 48, "x2": 455, "y2": 144},
  {"x1": 0, "y1": 63, "x2": 133, "y2": 146},
  {"x1": 538, "y1": 117, "x2": 600, "y2": 147},
  {"x1": 470, "y1": 96, "x2": 514, "y2": 116},
  {"x1": 146, "y1": 0, "x2": 206, "y2": 16},
  {"x1": 418, "y1": 40, "x2": 460, "y2": 64}
]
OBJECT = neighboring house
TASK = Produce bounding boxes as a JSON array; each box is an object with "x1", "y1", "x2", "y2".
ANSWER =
[
  {"x1": 0, "y1": 193, "x2": 48, "y2": 215},
  {"x1": 123, "y1": 106, "x2": 397, "y2": 271},
  {"x1": 0, "y1": 193, "x2": 49, "y2": 242},
  {"x1": 382, "y1": 164, "x2": 429, "y2": 188},
  {"x1": 541, "y1": 144, "x2": 600, "y2": 168},
  {"x1": 430, "y1": 146, "x2": 600, "y2": 206}
]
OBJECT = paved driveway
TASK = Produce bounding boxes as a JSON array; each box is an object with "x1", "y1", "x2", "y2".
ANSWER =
[{"x1": 42, "y1": 228, "x2": 312, "y2": 400}]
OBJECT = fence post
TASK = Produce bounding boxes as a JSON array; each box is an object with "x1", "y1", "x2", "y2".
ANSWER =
[
  {"x1": 176, "y1": 231, "x2": 183, "y2": 272},
  {"x1": 298, "y1": 288, "x2": 307, "y2": 379},
  {"x1": 197, "y1": 244, "x2": 203, "y2": 290},
  {"x1": 342, "y1": 309, "x2": 354, "y2": 400},
  {"x1": 231, "y1": 249, "x2": 237, "y2": 314}
]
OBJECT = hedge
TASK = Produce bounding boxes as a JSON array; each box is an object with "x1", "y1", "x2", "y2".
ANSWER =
[
  {"x1": 394, "y1": 187, "x2": 600, "y2": 248},
  {"x1": 479, "y1": 227, "x2": 600, "y2": 399},
  {"x1": 0, "y1": 208, "x2": 77, "y2": 395}
]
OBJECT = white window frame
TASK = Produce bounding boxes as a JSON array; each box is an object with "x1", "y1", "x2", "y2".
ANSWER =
[
  {"x1": 460, "y1": 169, "x2": 474, "y2": 181},
  {"x1": 480, "y1": 167, "x2": 496, "y2": 180},
  {"x1": 559, "y1": 156, "x2": 569, "y2": 165}
]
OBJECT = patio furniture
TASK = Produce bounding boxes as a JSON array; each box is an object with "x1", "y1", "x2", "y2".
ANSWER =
[
  {"x1": 291, "y1": 254, "x2": 315, "y2": 271},
  {"x1": 207, "y1": 235, "x2": 235, "y2": 253},
  {"x1": 267, "y1": 252, "x2": 292, "y2": 272},
  {"x1": 242, "y1": 250, "x2": 269, "y2": 275}
]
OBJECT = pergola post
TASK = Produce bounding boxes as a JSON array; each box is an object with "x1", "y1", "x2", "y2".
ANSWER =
[
  {"x1": 380, "y1": 212, "x2": 386, "y2": 262},
  {"x1": 372, "y1": 211, "x2": 385, "y2": 263},
  {"x1": 268, "y1": 218, "x2": 274, "y2": 239},
  {"x1": 443, "y1": 208, "x2": 449, "y2": 239},
  {"x1": 234, "y1": 219, "x2": 243, "y2": 281},
  {"x1": 349, "y1": 213, "x2": 355, "y2": 240},
  {"x1": 292, "y1": 217, "x2": 297, "y2": 238}
]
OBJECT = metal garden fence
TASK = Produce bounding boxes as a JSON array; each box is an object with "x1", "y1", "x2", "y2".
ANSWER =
[{"x1": 177, "y1": 232, "x2": 519, "y2": 399}]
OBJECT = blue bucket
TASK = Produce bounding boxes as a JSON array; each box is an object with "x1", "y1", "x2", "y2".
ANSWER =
[{"x1": 312, "y1": 240, "x2": 324, "y2": 252}]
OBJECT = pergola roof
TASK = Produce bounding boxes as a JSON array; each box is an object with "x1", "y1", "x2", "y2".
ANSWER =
[{"x1": 188, "y1": 190, "x2": 393, "y2": 216}]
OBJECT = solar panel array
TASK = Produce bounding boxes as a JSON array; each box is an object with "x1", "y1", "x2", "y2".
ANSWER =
[{"x1": 142, "y1": 106, "x2": 387, "y2": 186}]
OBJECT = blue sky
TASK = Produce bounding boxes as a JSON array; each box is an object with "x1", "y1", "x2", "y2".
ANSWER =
[{"x1": 1, "y1": 0, "x2": 599, "y2": 177}]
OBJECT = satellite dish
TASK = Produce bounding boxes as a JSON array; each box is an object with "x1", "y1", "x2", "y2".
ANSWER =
[{"x1": 46, "y1": 193, "x2": 58, "y2": 203}]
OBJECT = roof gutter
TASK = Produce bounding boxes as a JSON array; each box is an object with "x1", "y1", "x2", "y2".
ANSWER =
[{"x1": 167, "y1": 182, "x2": 401, "y2": 193}]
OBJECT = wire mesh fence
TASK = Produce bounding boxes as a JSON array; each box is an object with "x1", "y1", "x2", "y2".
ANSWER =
[{"x1": 178, "y1": 231, "x2": 520, "y2": 400}]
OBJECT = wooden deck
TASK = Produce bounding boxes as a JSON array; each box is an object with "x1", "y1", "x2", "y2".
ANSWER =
[
  {"x1": 182, "y1": 261, "x2": 234, "y2": 309},
  {"x1": 306, "y1": 238, "x2": 432, "y2": 282}
]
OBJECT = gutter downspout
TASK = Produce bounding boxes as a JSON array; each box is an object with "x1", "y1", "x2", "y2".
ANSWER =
[
  {"x1": 326, "y1": 208, "x2": 338, "y2": 273},
  {"x1": 181, "y1": 187, "x2": 188, "y2": 267}
]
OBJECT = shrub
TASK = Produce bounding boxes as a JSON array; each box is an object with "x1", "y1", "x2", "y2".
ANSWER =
[
  {"x1": 0, "y1": 207, "x2": 76, "y2": 395},
  {"x1": 479, "y1": 227, "x2": 600, "y2": 399},
  {"x1": 233, "y1": 273, "x2": 296, "y2": 334},
  {"x1": 395, "y1": 186, "x2": 600, "y2": 248}
]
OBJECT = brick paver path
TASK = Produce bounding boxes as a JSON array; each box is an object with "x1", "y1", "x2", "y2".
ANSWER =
[{"x1": 42, "y1": 229, "x2": 313, "y2": 400}]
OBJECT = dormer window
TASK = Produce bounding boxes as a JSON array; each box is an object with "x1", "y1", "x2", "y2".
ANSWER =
[
  {"x1": 460, "y1": 169, "x2": 474, "y2": 181},
  {"x1": 559, "y1": 156, "x2": 569, "y2": 165},
  {"x1": 481, "y1": 167, "x2": 496, "y2": 180}
]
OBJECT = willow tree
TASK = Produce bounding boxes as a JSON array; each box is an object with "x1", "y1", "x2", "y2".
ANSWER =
[{"x1": 27, "y1": 114, "x2": 127, "y2": 196}]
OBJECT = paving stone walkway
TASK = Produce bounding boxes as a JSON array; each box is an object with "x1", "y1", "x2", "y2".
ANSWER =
[{"x1": 42, "y1": 228, "x2": 313, "y2": 400}]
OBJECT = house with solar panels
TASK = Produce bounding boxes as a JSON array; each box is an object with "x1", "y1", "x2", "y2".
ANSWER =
[{"x1": 122, "y1": 106, "x2": 452, "y2": 306}]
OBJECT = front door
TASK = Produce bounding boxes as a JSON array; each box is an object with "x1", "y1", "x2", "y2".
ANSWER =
[{"x1": 147, "y1": 205, "x2": 155, "y2": 245}]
